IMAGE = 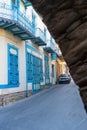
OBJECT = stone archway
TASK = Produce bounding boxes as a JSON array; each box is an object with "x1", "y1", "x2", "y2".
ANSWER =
[{"x1": 29, "y1": 0, "x2": 87, "y2": 107}]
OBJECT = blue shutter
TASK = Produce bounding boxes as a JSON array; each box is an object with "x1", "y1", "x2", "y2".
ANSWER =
[
  {"x1": 32, "y1": 56, "x2": 43, "y2": 92},
  {"x1": 44, "y1": 55, "x2": 50, "y2": 86},
  {"x1": 40, "y1": 59, "x2": 43, "y2": 82},
  {"x1": 8, "y1": 45, "x2": 19, "y2": 87},
  {"x1": 26, "y1": 45, "x2": 43, "y2": 92},
  {"x1": 33, "y1": 56, "x2": 40, "y2": 84},
  {"x1": 26, "y1": 52, "x2": 33, "y2": 82},
  {"x1": 52, "y1": 53, "x2": 57, "y2": 60}
]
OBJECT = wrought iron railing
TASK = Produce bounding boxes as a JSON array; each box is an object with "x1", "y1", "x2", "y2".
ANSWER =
[
  {"x1": 0, "y1": 3, "x2": 50, "y2": 44},
  {"x1": 44, "y1": 36, "x2": 60, "y2": 54},
  {"x1": 35, "y1": 28, "x2": 46, "y2": 42},
  {"x1": 0, "y1": 3, "x2": 34, "y2": 34},
  {"x1": 53, "y1": 41, "x2": 59, "y2": 55},
  {"x1": 44, "y1": 39, "x2": 55, "y2": 50}
]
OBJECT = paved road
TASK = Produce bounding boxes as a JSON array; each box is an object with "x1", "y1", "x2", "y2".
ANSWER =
[{"x1": 0, "y1": 83, "x2": 87, "y2": 130}]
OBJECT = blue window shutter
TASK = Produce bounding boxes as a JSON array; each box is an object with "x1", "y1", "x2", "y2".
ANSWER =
[
  {"x1": 52, "y1": 53, "x2": 57, "y2": 60},
  {"x1": 40, "y1": 59, "x2": 43, "y2": 82},
  {"x1": 33, "y1": 56, "x2": 40, "y2": 84},
  {"x1": 8, "y1": 45, "x2": 19, "y2": 87},
  {"x1": 26, "y1": 52, "x2": 33, "y2": 82}
]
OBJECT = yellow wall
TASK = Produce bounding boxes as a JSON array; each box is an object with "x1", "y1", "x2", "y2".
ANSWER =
[{"x1": 57, "y1": 59, "x2": 67, "y2": 75}]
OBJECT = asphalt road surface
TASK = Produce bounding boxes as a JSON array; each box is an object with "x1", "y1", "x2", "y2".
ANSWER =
[{"x1": 0, "y1": 83, "x2": 87, "y2": 130}]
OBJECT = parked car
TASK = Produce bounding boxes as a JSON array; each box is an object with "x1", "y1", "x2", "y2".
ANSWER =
[{"x1": 58, "y1": 73, "x2": 71, "y2": 84}]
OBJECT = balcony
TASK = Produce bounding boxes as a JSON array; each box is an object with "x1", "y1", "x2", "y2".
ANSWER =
[
  {"x1": 0, "y1": 3, "x2": 35, "y2": 40},
  {"x1": 0, "y1": 3, "x2": 46, "y2": 46},
  {"x1": 44, "y1": 39, "x2": 55, "y2": 53},
  {"x1": 32, "y1": 28, "x2": 46, "y2": 46}
]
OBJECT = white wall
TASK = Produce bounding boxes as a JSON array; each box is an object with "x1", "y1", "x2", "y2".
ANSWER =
[
  {"x1": 0, "y1": 36, "x2": 8, "y2": 84},
  {"x1": 0, "y1": 30, "x2": 57, "y2": 95},
  {"x1": 0, "y1": 0, "x2": 10, "y2": 5},
  {"x1": 0, "y1": 29, "x2": 26, "y2": 95},
  {"x1": 0, "y1": 0, "x2": 58, "y2": 95}
]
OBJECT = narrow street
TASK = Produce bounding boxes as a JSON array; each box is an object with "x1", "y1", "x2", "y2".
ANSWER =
[{"x1": 0, "y1": 83, "x2": 87, "y2": 130}]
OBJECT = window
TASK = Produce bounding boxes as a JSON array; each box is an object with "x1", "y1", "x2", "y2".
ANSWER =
[{"x1": 8, "y1": 45, "x2": 19, "y2": 87}]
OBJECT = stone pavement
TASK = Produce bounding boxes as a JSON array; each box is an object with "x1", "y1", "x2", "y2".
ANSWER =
[{"x1": 0, "y1": 83, "x2": 87, "y2": 130}]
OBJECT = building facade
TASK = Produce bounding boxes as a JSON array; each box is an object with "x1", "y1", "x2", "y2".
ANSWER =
[{"x1": 0, "y1": 0, "x2": 60, "y2": 105}]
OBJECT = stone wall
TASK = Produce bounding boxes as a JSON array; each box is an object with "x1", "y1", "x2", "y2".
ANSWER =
[
  {"x1": 0, "y1": 91, "x2": 29, "y2": 106},
  {"x1": 29, "y1": 0, "x2": 87, "y2": 106},
  {"x1": 0, "y1": 85, "x2": 49, "y2": 106}
]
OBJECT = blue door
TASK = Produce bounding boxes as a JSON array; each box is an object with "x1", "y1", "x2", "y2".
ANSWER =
[
  {"x1": 26, "y1": 52, "x2": 33, "y2": 82},
  {"x1": 8, "y1": 45, "x2": 19, "y2": 87},
  {"x1": 44, "y1": 55, "x2": 50, "y2": 88},
  {"x1": 39, "y1": 59, "x2": 43, "y2": 82},
  {"x1": 26, "y1": 49, "x2": 43, "y2": 93},
  {"x1": 32, "y1": 56, "x2": 41, "y2": 93}
]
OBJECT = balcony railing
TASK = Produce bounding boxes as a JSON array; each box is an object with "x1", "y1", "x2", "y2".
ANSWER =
[
  {"x1": 54, "y1": 48, "x2": 59, "y2": 55},
  {"x1": 0, "y1": 3, "x2": 12, "y2": 19},
  {"x1": 44, "y1": 37, "x2": 60, "y2": 54},
  {"x1": 53, "y1": 42, "x2": 59, "y2": 55},
  {"x1": 0, "y1": 3, "x2": 34, "y2": 34},
  {"x1": 0, "y1": 3, "x2": 47, "y2": 45},
  {"x1": 35, "y1": 28, "x2": 46, "y2": 42},
  {"x1": 44, "y1": 39, "x2": 55, "y2": 52}
]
